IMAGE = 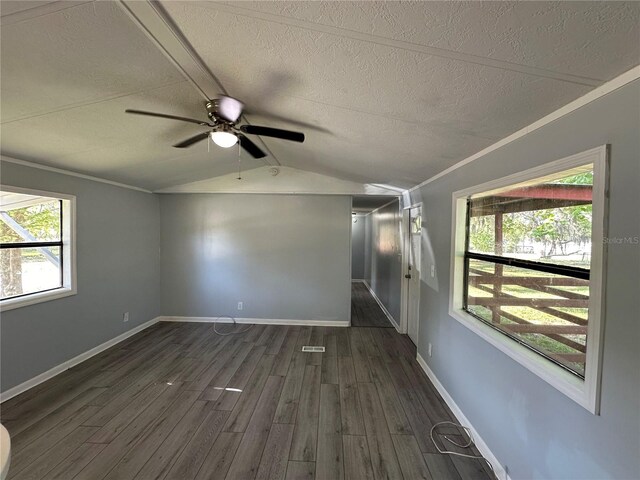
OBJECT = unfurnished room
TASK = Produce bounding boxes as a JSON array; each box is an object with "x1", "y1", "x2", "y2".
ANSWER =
[{"x1": 0, "y1": 1, "x2": 639, "y2": 479}]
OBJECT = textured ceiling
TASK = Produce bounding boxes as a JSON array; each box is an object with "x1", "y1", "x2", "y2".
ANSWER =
[
  {"x1": 0, "y1": 1, "x2": 59, "y2": 17},
  {"x1": 0, "y1": 1, "x2": 267, "y2": 190},
  {"x1": 1, "y1": 1, "x2": 639, "y2": 191},
  {"x1": 214, "y1": 1, "x2": 638, "y2": 81}
]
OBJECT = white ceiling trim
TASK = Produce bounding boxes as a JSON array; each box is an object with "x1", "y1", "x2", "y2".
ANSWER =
[
  {"x1": 407, "y1": 65, "x2": 640, "y2": 195},
  {"x1": 117, "y1": 0, "x2": 281, "y2": 167},
  {"x1": 364, "y1": 197, "x2": 400, "y2": 217},
  {"x1": 0, "y1": 156, "x2": 153, "y2": 194},
  {"x1": 369, "y1": 183, "x2": 407, "y2": 194},
  {"x1": 118, "y1": 0, "x2": 223, "y2": 101},
  {"x1": 206, "y1": 2, "x2": 602, "y2": 88}
]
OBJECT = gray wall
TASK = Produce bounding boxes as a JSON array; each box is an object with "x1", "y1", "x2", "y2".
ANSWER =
[
  {"x1": 351, "y1": 213, "x2": 366, "y2": 279},
  {"x1": 0, "y1": 161, "x2": 161, "y2": 392},
  {"x1": 364, "y1": 214, "x2": 372, "y2": 282},
  {"x1": 366, "y1": 199, "x2": 402, "y2": 323},
  {"x1": 160, "y1": 194, "x2": 351, "y2": 322},
  {"x1": 408, "y1": 79, "x2": 640, "y2": 479}
]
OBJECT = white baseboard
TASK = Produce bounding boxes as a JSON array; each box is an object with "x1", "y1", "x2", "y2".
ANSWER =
[
  {"x1": 415, "y1": 353, "x2": 510, "y2": 480},
  {"x1": 159, "y1": 316, "x2": 350, "y2": 327},
  {"x1": 351, "y1": 279, "x2": 366, "y2": 283},
  {"x1": 0, "y1": 317, "x2": 161, "y2": 403},
  {"x1": 362, "y1": 280, "x2": 400, "y2": 331},
  {"x1": 0, "y1": 315, "x2": 348, "y2": 403}
]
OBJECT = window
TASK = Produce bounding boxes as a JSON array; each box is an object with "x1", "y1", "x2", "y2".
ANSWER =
[
  {"x1": 450, "y1": 146, "x2": 608, "y2": 413},
  {"x1": 0, "y1": 186, "x2": 75, "y2": 310}
]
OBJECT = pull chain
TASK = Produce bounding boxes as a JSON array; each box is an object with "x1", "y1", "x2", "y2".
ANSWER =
[{"x1": 237, "y1": 138, "x2": 242, "y2": 180}]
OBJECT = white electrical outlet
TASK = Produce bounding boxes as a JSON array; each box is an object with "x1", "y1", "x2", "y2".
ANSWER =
[
  {"x1": 237, "y1": 302, "x2": 243, "y2": 311},
  {"x1": 428, "y1": 343, "x2": 432, "y2": 357},
  {"x1": 430, "y1": 265, "x2": 435, "y2": 278},
  {"x1": 123, "y1": 312, "x2": 129, "y2": 322}
]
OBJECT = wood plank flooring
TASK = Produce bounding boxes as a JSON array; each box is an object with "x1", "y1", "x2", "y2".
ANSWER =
[
  {"x1": 1, "y1": 322, "x2": 493, "y2": 480},
  {"x1": 351, "y1": 282, "x2": 394, "y2": 328}
]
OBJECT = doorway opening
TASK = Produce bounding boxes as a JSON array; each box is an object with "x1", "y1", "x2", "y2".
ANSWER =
[
  {"x1": 350, "y1": 195, "x2": 399, "y2": 328},
  {"x1": 401, "y1": 203, "x2": 422, "y2": 345}
]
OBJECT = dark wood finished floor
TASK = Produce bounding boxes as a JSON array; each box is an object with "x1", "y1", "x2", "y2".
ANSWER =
[
  {"x1": 1, "y1": 322, "x2": 493, "y2": 480},
  {"x1": 351, "y1": 282, "x2": 394, "y2": 328}
]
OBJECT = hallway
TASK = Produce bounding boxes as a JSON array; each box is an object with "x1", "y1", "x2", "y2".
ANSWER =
[{"x1": 351, "y1": 282, "x2": 394, "y2": 328}]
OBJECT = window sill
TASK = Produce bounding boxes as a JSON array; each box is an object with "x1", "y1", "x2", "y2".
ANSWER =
[
  {"x1": 0, "y1": 287, "x2": 76, "y2": 312},
  {"x1": 448, "y1": 306, "x2": 596, "y2": 413}
]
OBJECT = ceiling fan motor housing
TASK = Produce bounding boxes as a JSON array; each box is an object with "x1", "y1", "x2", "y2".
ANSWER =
[
  {"x1": 206, "y1": 95, "x2": 245, "y2": 124},
  {"x1": 206, "y1": 99, "x2": 222, "y2": 121}
]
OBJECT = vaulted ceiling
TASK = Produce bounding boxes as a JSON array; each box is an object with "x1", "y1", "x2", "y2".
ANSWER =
[{"x1": 1, "y1": 1, "x2": 638, "y2": 191}]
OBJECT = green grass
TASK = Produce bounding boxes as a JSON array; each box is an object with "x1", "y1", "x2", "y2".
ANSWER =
[{"x1": 467, "y1": 258, "x2": 588, "y2": 376}]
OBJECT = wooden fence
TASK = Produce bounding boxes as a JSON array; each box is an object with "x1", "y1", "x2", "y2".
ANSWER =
[{"x1": 467, "y1": 265, "x2": 588, "y2": 374}]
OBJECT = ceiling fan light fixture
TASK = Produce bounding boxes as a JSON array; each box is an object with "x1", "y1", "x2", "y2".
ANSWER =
[
  {"x1": 210, "y1": 131, "x2": 238, "y2": 148},
  {"x1": 125, "y1": 95, "x2": 304, "y2": 158}
]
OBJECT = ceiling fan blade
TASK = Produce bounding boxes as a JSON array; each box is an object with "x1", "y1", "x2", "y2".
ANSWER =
[
  {"x1": 173, "y1": 132, "x2": 210, "y2": 148},
  {"x1": 239, "y1": 125, "x2": 304, "y2": 143},
  {"x1": 126, "y1": 109, "x2": 211, "y2": 126},
  {"x1": 243, "y1": 106, "x2": 332, "y2": 134},
  {"x1": 238, "y1": 134, "x2": 266, "y2": 158},
  {"x1": 217, "y1": 95, "x2": 244, "y2": 122}
]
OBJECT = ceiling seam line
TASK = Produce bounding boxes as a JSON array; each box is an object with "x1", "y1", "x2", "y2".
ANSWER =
[
  {"x1": 0, "y1": 1, "x2": 94, "y2": 26},
  {"x1": 118, "y1": 1, "x2": 213, "y2": 101},
  {"x1": 149, "y1": 1, "x2": 229, "y2": 98},
  {"x1": 0, "y1": 80, "x2": 189, "y2": 125},
  {"x1": 206, "y1": 2, "x2": 603, "y2": 87}
]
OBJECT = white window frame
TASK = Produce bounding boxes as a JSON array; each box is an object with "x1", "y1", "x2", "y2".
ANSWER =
[
  {"x1": 449, "y1": 145, "x2": 608, "y2": 414},
  {"x1": 0, "y1": 185, "x2": 76, "y2": 311}
]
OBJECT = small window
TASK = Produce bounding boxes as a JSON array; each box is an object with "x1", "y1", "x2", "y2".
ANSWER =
[
  {"x1": 0, "y1": 187, "x2": 75, "y2": 310},
  {"x1": 450, "y1": 146, "x2": 608, "y2": 413}
]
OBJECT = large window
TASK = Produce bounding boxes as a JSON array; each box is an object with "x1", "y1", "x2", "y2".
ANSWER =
[
  {"x1": 450, "y1": 146, "x2": 607, "y2": 413},
  {"x1": 0, "y1": 186, "x2": 75, "y2": 310}
]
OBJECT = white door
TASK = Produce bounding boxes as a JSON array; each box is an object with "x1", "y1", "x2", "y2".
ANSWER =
[{"x1": 407, "y1": 206, "x2": 421, "y2": 345}]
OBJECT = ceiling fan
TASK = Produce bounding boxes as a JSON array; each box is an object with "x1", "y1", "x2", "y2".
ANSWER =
[{"x1": 125, "y1": 95, "x2": 305, "y2": 159}]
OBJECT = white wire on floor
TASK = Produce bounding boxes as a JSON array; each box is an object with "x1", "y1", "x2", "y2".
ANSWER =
[
  {"x1": 430, "y1": 421, "x2": 495, "y2": 476},
  {"x1": 212, "y1": 315, "x2": 254, "y2": 336}
]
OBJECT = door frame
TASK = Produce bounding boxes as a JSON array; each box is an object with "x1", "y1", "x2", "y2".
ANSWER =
[
  {"x1": 348, "y1": 196, "x2": 353, "y2": 326},
  {"x1": 400, "y1": 202, "x2": 422, "y2": 337}
]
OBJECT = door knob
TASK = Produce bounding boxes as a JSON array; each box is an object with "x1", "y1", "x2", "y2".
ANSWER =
[{"x1": 405, "y1": 274, "x2": 412, "y2": 279}]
